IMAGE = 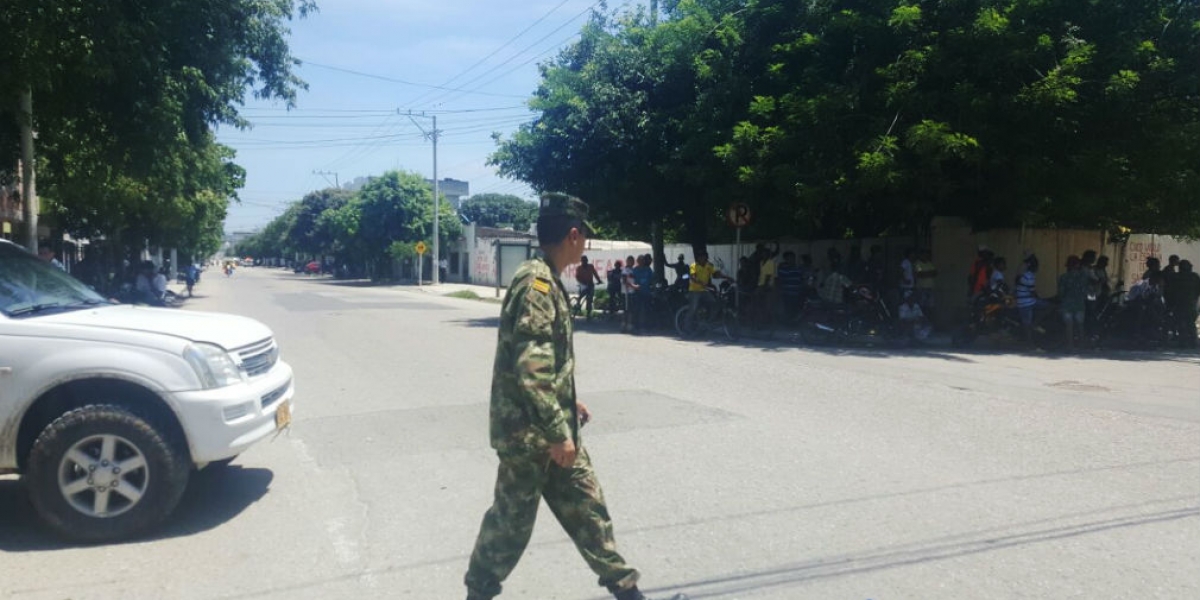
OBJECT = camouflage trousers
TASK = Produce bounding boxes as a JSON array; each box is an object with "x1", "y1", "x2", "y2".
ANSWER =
[{"x1": 464, "y1": 446, "x2": 639, "y2": 598}]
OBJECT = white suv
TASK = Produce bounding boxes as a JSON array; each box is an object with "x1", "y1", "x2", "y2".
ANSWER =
[{"x1": 0, "y1": 240, "x2": 294, "y2": 542}]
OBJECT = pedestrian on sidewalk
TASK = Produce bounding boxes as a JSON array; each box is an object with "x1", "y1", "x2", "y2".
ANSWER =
[{"x1": 463, "y1": 193, "x2": 688, "y2": 600}]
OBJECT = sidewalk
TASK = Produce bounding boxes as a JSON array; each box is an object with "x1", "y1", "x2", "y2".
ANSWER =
[{"x1": 410, "y1": 280, "x2": 508, "y2": 301}]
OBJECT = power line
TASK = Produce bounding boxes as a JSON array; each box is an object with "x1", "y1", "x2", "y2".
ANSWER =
[
  {"x1": 420, "y1": 2, "x2": 602, "y2": 108},
  {"x1": 299, "y1": 60, "x2": 529, "y2": 99},
  {"x1": 240, "y1": 105, "x2": 527, "y2": 118},
  {"x1": 403, "y1": 0, "x2": 578, "y2": 108}
]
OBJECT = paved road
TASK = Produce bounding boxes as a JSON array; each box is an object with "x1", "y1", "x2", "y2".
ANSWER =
[{"x1": 2, "y1": 267, "x2": 1198, "y2": 600}]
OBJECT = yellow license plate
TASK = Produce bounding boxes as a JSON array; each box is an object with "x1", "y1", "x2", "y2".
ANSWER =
[{"x1": 275, "y1": 401, "x2": 292, "y2": 430}]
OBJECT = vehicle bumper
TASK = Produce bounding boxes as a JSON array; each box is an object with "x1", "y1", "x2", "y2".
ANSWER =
[{"x1": 171, "y1": 361, "x2": 295, "y2": 464}]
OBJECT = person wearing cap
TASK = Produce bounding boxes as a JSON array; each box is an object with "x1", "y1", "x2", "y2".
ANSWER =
[
  {"x1": 968, "y1": 246, "x2": 994, "y2": 298},
  {"x1": 464, "y1": 192, "x2": 687, "y2": 600}
]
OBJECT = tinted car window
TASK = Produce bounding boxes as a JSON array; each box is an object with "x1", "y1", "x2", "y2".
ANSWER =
[{"x1": 0, "y1": 242, "x2": 108, "y2": 317}]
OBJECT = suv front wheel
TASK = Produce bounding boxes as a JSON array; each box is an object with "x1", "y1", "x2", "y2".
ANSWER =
[{"x1": 26, "y1": 405, "x2": 190, "y2": 543}]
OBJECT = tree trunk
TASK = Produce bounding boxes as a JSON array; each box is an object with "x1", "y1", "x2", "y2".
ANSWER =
[
  {"x1": 650, "y1": 218, "x2": 666, "y2": 283},
  {"x1": 18, "y1": 88, "x2": 38, "y2": 252},
  {"x1": 684, "y1": 201, "x2": 708, "y2": 256}
]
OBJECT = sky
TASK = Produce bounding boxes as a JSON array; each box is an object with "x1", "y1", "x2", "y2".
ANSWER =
[{"x1": 218, "y1": 0, "x2": 635, "y2": 233}]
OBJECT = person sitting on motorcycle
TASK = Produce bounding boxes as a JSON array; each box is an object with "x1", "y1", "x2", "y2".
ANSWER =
[
  {"x1": 134, "y1": 260, "x2": 168, "y2": 306},
  {"x1": 819, "y1": 268, "x2": 853, "y2": 305},
  {"x1": 1127, "y1": 271, "x2": 1166, "y2": 342},
  {"x1": 989, "y1": 256, "x2": 1009, "y2": 294},
  {"x1": 898, "y1": 291, "x2": 932, "y2": 343},
  {"x1": 684, "y1": 251, "x2": 733, "y2": 332}
]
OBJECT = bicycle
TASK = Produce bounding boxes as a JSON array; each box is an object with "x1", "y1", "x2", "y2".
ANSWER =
[
  {"x1": 674, "y1": 281, "x2": 739, "y2": 340},
  {"x1": 570, "y1": 284, "x2": 598, "y2": 320}
]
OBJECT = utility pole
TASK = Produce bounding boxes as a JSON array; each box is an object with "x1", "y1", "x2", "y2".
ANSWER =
[
  {"x1": 403, "y1": 111, "x2": 441, "y2": 285},
  {"x1": 313, "y1": 170, "x2": 339, "y2": 188},
  {"x1": 18, "y1": 88, "x2": 38, "y2": 252}
]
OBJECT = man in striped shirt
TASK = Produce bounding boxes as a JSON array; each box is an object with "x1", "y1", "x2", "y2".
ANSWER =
[{"x1": 1014, "y1": 253, "x2": 1040, "y2": 342}]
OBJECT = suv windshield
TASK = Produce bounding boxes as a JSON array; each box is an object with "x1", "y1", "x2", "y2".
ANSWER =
[{"x1": 0, "y1": 242, "x2": 108, "y2": 318}]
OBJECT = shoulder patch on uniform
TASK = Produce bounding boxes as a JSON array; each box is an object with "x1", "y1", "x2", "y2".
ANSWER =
[{"x1": 531, "y1": 278, "x2": 551, "y2": 294}]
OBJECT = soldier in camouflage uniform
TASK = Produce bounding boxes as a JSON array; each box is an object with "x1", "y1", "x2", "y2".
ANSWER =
[{"x1": 465, "y1": 193, "x2": 687, "y2": 600}]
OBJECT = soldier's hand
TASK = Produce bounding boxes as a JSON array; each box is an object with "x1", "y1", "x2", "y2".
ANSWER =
[
  {"x1": 549, "y1": 439, "x2": 577, "y2": 468},
  {"x1": 577, "y1": 401, "x2": 591, "y2": 427}
]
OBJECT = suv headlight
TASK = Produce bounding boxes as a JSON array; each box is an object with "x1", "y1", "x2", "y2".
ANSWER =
[{"x1": 183, "y1": 343, "x2": 245, "y2": 389}]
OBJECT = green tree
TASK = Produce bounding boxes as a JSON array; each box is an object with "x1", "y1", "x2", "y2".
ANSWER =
[
  {"x1": 287, "y1": 187, "x2": 352, "y2": 257},
  {"x1": 492, "y1": 2, "x2": 750, "y2": 273},
  {"x1": 352, "y1": 170, "x2": 463, "y2": 278},
  {"x1": 719, "y1": 0, "x2": 1200, "y2": 236},
  {"x1": 458, "y1": 193, "x2": 538, "y2": 231},
  {"x1": 0, "y1": 0, "x2": 314, "y2": 252}
]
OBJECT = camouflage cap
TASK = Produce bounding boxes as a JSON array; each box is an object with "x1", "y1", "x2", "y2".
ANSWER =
[{"x1": 539, "y1": 192, "x2": 595, "y2": 235}]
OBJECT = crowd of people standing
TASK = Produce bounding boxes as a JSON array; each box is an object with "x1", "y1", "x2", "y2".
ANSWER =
[
  {"x1": 967, "y1": 247, "x2": 1199, "y2": 350},
  {"x1": 568, "y1": 241, "x2": 1198, "y2": 351}
]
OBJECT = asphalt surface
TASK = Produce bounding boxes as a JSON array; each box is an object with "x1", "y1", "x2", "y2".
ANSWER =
[{"x1": 2, "y1": 267, "x2": 1198, "y2": 600}]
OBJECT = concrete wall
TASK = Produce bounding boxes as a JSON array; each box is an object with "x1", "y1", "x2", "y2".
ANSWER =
[
  {"x1": 557, "y1": 238, "x2": 916, "y2": 291},
  {"x1": 1120, "y1": 234, "x2": 1200, "y2": 286}
]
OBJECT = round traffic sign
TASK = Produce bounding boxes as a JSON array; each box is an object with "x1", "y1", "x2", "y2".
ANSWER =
[
  {"x1": 415, "y1": 241, "x2": 427, "y2": 255},
  {"x1": 726, "y1": 202, "x2": 753, "y2": 228}
]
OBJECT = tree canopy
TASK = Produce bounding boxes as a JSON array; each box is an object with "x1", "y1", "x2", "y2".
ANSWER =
[
  {"x1": 458, "y1": 193, "x2": 538, "y2": 231},
  {"x1": 492, "y1": 0, "x2": 1200, "y2": 241},
  {"x1": 235, "y1": 171, "x2": 463, "y2": 279},
  {"x1": 1, "y1": 0, "x2": 313, "y2": 258}
]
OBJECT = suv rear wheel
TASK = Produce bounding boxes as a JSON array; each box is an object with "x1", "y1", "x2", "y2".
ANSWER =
[{"x1": 26, "y1": 405, "x2": 190, "y2": 542}]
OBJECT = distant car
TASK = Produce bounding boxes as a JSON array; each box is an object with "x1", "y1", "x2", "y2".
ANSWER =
[
  {"x1": 0, "y1": 239, "x2": 294, "y2": 542},
  {"x1": 305, "y1": 261, "x2": 320, "y2": 274}
]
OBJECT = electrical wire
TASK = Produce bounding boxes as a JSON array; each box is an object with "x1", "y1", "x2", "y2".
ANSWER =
[
  {"x1": 403, "y1": 0, "x2": 578, "y2": 108},
  {"x1": 299, "y1": 60, "x2": 529, "y2": 99},
  {"x1": 419, "y1": 2, "x2": 601, "y2": 108}
]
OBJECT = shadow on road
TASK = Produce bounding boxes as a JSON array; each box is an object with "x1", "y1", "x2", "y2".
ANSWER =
[
  {"x1": 448, "y1": 316, "x2": 501, "y2": 329},
  {"x1": 0, "y1": 465, "x2": 273, "y2": 551},
  {"x1": 569, "y1": 316, "x2": 1199, "y2": 363}
]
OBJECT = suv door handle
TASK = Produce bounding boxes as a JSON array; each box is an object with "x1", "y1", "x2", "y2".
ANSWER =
[{"x1": 0, "y1": 367, "x2": 12, "y2": 375}]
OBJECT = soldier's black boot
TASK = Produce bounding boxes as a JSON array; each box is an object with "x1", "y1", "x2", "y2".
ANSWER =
[{"x1": 613, "y1": 586, "x2": 690, "y2": 600}]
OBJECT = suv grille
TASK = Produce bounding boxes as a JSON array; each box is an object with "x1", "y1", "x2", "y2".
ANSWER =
[{"x1": 235, "y1": 337, "x2": 278, "y2": 377}]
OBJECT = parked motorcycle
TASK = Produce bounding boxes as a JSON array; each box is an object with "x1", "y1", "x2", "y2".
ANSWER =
[
  {"x1": 952, "y1": 289, "x2": 1061, "y2": 348},
  {"x1": 799, "y1": 285, "x2": 900, "y2": 346}
]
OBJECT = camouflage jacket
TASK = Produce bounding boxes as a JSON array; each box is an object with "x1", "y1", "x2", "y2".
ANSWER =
[{"x1": 489, "y1": 257, "x2": 578, "y2": 456}]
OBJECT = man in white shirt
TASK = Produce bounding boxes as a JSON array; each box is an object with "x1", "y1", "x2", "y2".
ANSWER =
[{"x1": 135, "y1": 260, "x2": 168, "y2": 306}]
